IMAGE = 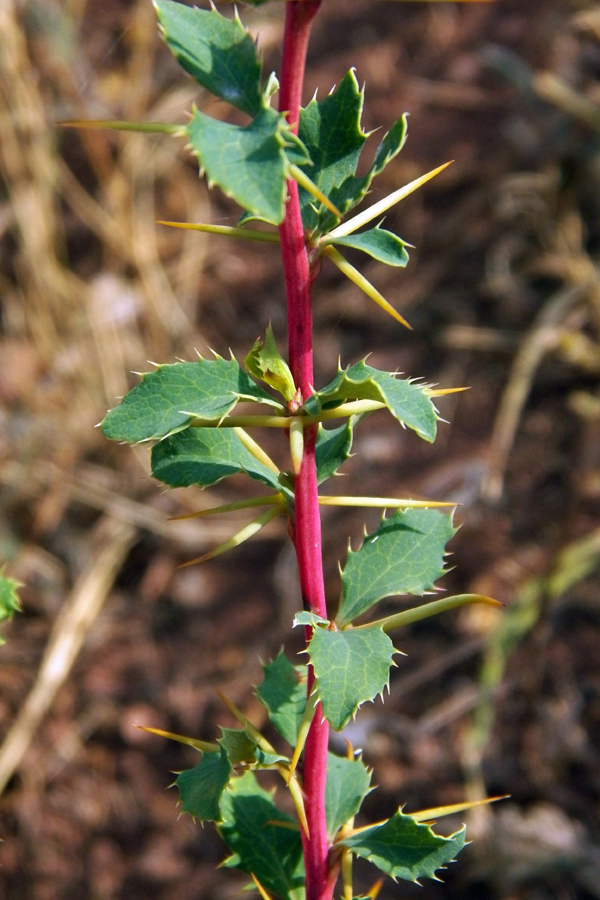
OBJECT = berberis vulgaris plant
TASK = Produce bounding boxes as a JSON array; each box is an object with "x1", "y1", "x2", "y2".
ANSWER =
[{"x1": 72, "y1": 2, "x2": 501, "y2": 898}]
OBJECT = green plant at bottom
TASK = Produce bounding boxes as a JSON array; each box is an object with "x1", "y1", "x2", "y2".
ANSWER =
[{"x1": 72, "y1": 2, "x2": 502, "y2": 898}]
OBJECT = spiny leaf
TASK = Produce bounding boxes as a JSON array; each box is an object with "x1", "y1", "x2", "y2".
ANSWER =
[
  {"x1": 337, "y1": 508, "x2": 455, "y2": 628},
  {"x1": 302, "y1": 361, "x2": 438, "y2": 443},
  {"x1": 151, "y1": 426, "x2": 289, "y2": 496},
  {"x1": 0, "y1": 571, "x2": 21, "y2": 645},
  {"x1": 154, "y1": 0, "x2": 263, "y2": 117},
  {"x1": 297, "y1": 70, "x2": 367, "y2": 232},
  {"x1": 245, "y1": 326, "x2": 296, "y2": 402},
  {"x1": 102, "y1": 357, "x2": 277, "y2": 443},
  {"x1": 324, "y1": 226, "x2": 410, "y2": 268},
  {"x1": 307, "y1": 625, "x2": 396, "y2": 731},
  {"x1": 219, "y1": 772, "x2": 305, "y2": 900},
  {"x1": 295, "y1": 70, "x2": 407, "y2": 235},
  {"x1": 255, "y1": 652, "x2": 307, "y2": 747},
  {"x1": 326, "y1": 752, "x2": 371, "y2": 840},
  {"x1": 315, "y1": 418, "x2": 355, "y2": 484},
  {"x1": 339, "y1": 812, "x2": 466, "y2": 884},
  {"x1": 175, "y1": 746, "x2": 232, "y2": 823},
  {"x1": 218, "y1": 728, "x2": 288, "y2": 767},
  {"x1": 187, "y1": 107, "x2": 304, "y2": 224},
  {"x1": 318, "y1": 114, "x2": 408, "y2": 235}
]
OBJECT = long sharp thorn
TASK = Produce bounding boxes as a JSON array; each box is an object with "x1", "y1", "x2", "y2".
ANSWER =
[
  {"x1": 288, "y1": 164, "x2": 342, "y2": 218},
  {"x1": 287, "y1": 689, "x2": 318, "y2": 783},
  {"x1": 355, "y1": 594, "x2": 504, "y2": 632},
  {"x1": 426, "y1": 386, "x2": 470, "y2": 397},
  {"x1": 134, "y1": 726, "x2": 218, "y2": 754},
  {"x1": 156, "y1": 220, "x2": 280, "y2": 243},
  {"x1": 57, "y1": 119, "x2": 182, "y2": 134},
  {"x1": 251, "y1": 874, "x2": 274, "y2": 900},
  {"x1": 232, "y1": 427, "x2": 280, "y2": 474},
  {"x1": 322, "y1": 246, "x2": 412, "y2": 329},
  {"x1": 285, "y1": 770, "x2": 310, "y2": 838},
  {"x1": 342, "y1": 847, "x2": 353, "y2": 900},
  {"x1": 367, "y1": 878, "x2": 384, "y2": 899},
  {"x1": 168, "y1": 496, "x2": 282, "y2": 520},
  {"x1": 329, "y1": 161, "x2": 453, "y2": 238},
  {"x1": 409, "y1": 795, "x2": 510, "y2": 823},
  {"x1": 178, "y1": 506, "x2": 283, "y2": 568},
  {"x1": 317, "y1": 496, "x2": 458, "y2": 509}
]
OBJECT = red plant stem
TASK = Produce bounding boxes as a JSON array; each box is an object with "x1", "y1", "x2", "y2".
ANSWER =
[{"x1": 278, "y1": 5, "x2": 333, "y2": 900}]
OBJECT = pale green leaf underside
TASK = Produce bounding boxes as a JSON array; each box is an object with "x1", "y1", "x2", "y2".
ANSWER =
[
  {"x1": 307, "y1": 625, "x2": 395, "y2": 731},
  {"x1": 327, "y1": 226, "x2": 409, "y2": 268},
  {"x1": 293, "y1": 611, "x2": 329, "y2": 628},
  {"x1": 315, "y1": 419, "x2": 355, "y2": 484},
  {"x1": 303, "y1": 361, "x2": 438, "y2": 443},
  {"x1": 102, "y1": 358, "x2": 276, "y2": 443},
  {"x1": 340, "y1": 813, "x2": 466, "y2": 883},
  {"x1": 255, "y1": 652, "x2": 307, "y2": 747},
  {"x1": 325, "y1": 752, "x2": 371, "y2": 840},
  {"x1": 218, "y1": 728, "x2": 287, "y2": 767},
  {"x1": 219, "y1": 772, "x2": 305, "y2": 900},
  {"x1": 337, "y1": 508, "x2": 455, "y2": 628},
  {"x1": 187, "y1": 107, "x2": 293, "y2": 224},
  {"x1": 154, "y1": 0, "x2": 263, "y2": 117},
  {"x1": 151, "y1": 426, "x2": 285, "y2": 495},
  {"x1": 175, "y1": 746, "x2": 232, "y2": 822}
]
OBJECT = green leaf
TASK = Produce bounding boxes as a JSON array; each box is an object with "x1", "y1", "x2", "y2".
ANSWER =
[
  {"x1": 315, "y1": 418, "x2": 355, "y2": 484},
  {"x1": 245, "y1": 325, "x2": 296, "y2": 402},
  {"x1": 337, "y1": 508, "x2": 455, "y2": 628},
  {"x1": 295, "y1": 71, "x2": 408, "y2": 235},
  {"x1": 325, "y1": 752, "x2": 371, "y2": 839},
  {"x1": 151, "y1": 426, "x2": 286, "y2": 495},
  {"x1": 175, "y1": 746, "x2": 232, "y2": 822},
  {"x1": 218, "y1": 728, "x2": 287, "y2": 767},
  {"x1": 307, "y1": 625, "x2": 396, "y2": 731},
  {"x1": 297, "y1": 70, "x2": 367, "y2": 232},
  {"x1": 318, "y1": 114, "x2": 408, "y2": 236},
  {"x1": 303, "y1": 361, "x2": 438, "y2": 443},
  {"x1": 154, "y1": 0, "x2": 263, "y2": 117},
  {"x1": 0, "y1": 571, "x2": 21, "y2": 645},
  {"x1": 326, "y1": 226, "x2": 409, "y2": 268},
  {"x1": 371, "y1": 114, "x2": 408, "y2": 177},
  {"x1": 187, "y1": 107, "x2": 299, "y2": 224},
  {"x1": 219, "y1": 771, "x2": 305, "y2": 900},
  {"x1": 102, "y1": 357, "x2": 277, "y2": 443},
  {"x1": 339, "y1": 812, "x2": 466, "y2": 883},
  {"x1": 255, "y1": 652, "x2": 307, "y2": 747}
]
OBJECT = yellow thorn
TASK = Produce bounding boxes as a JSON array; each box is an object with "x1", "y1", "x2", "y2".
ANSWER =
[
  {"x1": 329, "y1": 161, "x2": 453, "y2": 239},
  {"x1": 232, "y1": 427, "x2": 280, "y2": 474},
  {"x1": 156, "y1": 220, "x2": 280, "y2": 243},
  {"x1": 409, "y1": 795, "x2": 509, "y2": 823},
  {"x1": 168, "y1": 496, "x2": 282, "y2": 520},
  {"x1": 251, "y1": 874, "x2": 274, "y2": 900},
  {"x1": 216, "y1": 690, "x2": 278, "y2": 756},
  {"x1": 426, "y1": 386, "x2": 470, "y2": 397},
  {"x1": 322, "y1": 245, "x2": 412, "y2": 329},
  {"x1": 318, "y1": 496, "x2": 458, "y2": 509},
  {"x1": 134, "y1": 725, "x2": 218, "y2": 754},
  {"x1": 178, "y1": 506, "x2": 283, "y2": 568},
  {"x1": 288, "y1": 164, "x2": 342, "y2": 219},
  {"x1": 289, "y1": 417, "x2": 304, "y2": 476}
]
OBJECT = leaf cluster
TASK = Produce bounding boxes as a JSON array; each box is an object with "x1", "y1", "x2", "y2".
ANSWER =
[{"x1": 171, "y1": 652, "x2": 464, "y2": 897}]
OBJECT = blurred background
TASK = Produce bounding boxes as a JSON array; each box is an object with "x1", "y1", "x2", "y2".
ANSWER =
[{"x1": 1, "y1": 0, "x2": 600, "y2": 897}]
